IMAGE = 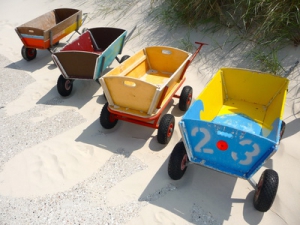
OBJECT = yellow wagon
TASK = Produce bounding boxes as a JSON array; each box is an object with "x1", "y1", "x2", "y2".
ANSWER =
[{"x1": 99, "y1": 42, "x2": 207, "y2": 144}]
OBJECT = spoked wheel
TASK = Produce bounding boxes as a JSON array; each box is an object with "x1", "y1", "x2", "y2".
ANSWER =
[
  {"x1": 179, "y1": 86, "x2": 193, "y2": 111},
  {"x1": 157, "y1": 114, "x2": 175, "y2": 144},
  {"x1": 21, "y1": 46, "x2": 37, "y2": 61},
  {"x1": 279, "y1": 121, "x2": 286, "y2": 141},
  {"x1": 57, "y1": 75, "x2": 73, "y2": 97},
  {"x1": 119, "y1": 55, "x2": 130, "y2": 63},
  {"x1": 253, "y1": 169, "x2": 279, "y2": 212},
  {"x1": 168, "y1": 141, "x2": 189, "y2": 180},
  {"x1": 100, "y1": 102, "x2": 118, "y2": 129}
]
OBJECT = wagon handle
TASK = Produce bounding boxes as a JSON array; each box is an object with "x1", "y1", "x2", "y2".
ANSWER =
[{"x1": 179, "y1": 42, "x2": 208, "y2": 80}]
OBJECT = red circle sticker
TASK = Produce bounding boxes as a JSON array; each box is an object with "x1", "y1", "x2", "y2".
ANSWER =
[{"x1": 217, "y1": 140, "x2": 228, "y2": 151}]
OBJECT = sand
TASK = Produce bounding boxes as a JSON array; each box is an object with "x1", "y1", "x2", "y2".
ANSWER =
[{"x1": 0, "y1": 0, "x2": 300, "y2": 224}]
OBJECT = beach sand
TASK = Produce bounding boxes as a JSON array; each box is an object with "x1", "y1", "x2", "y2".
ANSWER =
[{"x1": 0, "y1": 0, "x2": 300, "y2": 224}]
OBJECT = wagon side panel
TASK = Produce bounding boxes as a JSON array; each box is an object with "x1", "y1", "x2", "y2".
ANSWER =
[
  {"x1": 144, "y1": 46, "x2": 191, "y2": 111},
  {"x1": 262, "y1": 79, "x2": 289, "y2": 141},
  {"x1": 145, "y1": 46, "x2": 190, "y2": 74},
  {"x1": 221, "y1": 68, "x2": 287, "y2": 106},
  {"x1": 15, "y1": 11, "x2": 57, "y2": 48},
  {"x1": 193, "y1": 71, "x2": 225, "y2": 122},
  {"x1": 53, "y1": 52, "x2": 98, "y2": 79},
  {"x1": 93, "y1": 29, "x2": 127, "y2": 79},
  {"x1": 45, "y1": 9, "x2": 82, "y2": 47},
  {"x1": 102, "y1": 76, "x2": 157, "y2": 113},
  {"x1": 181, "y1": 118, "x2": 276, "y2": 179}
]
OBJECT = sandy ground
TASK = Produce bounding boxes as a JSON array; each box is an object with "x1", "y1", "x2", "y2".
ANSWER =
[{"x1": 0, "y1": 0, "x2": 300, "y2": 224}]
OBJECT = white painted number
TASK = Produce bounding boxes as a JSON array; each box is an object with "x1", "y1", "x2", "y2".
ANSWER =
[
  {"x1": 191, "y1": 127, "x2": 214, "y2": 154},
  {"x1": 231, "y1": 139, "x2": 260, "y2": 165}
]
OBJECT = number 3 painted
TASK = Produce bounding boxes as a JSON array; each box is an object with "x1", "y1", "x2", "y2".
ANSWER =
[{"x1": 231, "y1": 139, "x2": 260, "y2": 165}]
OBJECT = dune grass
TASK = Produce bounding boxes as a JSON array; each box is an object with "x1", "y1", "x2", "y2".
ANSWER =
[{"x1": 150, "y1": 0, "x2": 300, "y2": 74}]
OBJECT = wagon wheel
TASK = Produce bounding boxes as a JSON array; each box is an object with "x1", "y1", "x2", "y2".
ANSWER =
[
  {"x1": 21, "y1": 46, "x2": 37, "y2": 61},
  {"x1": 57, "y1": 75, "x2": 73, "y2": 97},
  {"x1": 253, "y1": 169, "x2": 279, "y2": 212},
  {"x1": 119, "y1": 55, "x2": 130, "y2": 63},
  {"x1": 53, "y1": 41, "x2": 60, "y2": 46},
  {"x1": 100, "y1": 102, "x2": 118, "y2": 129},
  {"x1": 157, "y1": 114, "x2": 175, "y2": 144},
  {"x1": 179, "y1": 86, "x2": 193, "y2": 111},
  {"x1": 279, "y1": 121, "x2": 286, "y2": 141},
  {"x1": 168, "y1": 141, "x2": 189, "y2": 180}
]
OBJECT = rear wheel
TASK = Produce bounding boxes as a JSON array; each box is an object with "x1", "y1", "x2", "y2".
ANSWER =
[
  {"x1": 21, "y1": 46, "x2": 37, "y2": 61},
  {"x1": 168, "y1": 141, "x2": 188, "y2": 180},
  {"x1": 100, "y1": 102, "x2": 118, "y2": 129},
  {"x1": 279, "y1": 121, "x2": 286, "y2": 141},
  {"x1": 253, "y1": 169, "x2": 279, "y2": 212},
  {"x1": 57, "y1": 75, "x2": 73, "y2": 96},
  {"x1": 119, "y1": 55, "x2": 130, "y2": 63},
  {"x1": 157, "y1": 114, "x2": 175, "y2": 144},
  {"x1": 179, "y1": 86, "x2": 193, "y2": 111}
]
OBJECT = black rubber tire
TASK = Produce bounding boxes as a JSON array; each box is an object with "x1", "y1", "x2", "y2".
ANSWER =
[
  {"x1": 179, "y1": 86, "x2": 193, "y2": 111},
  {"x1": 168, "y1": 141, "x2": 188, "y2": 180},
  {"x1": 53, "y1": 41, "x2": 60, "y2": 46},
  {"x1": 119, "y1": 55, "x2": 130, "y2": 63},
  {"x1": 21, "y1": 46, "x2": 37, "y2": 61},
  {"x1": 279, "y1": 121, "x2": 286, "y2": 141},
  {"x1": 57, "y1": 75, "x2": 73, "y2": 97},
  {"x1": 100, "y1": 102, "x2": 118, "y2": 129},
  {"x1": 253, "y1": 169, "x2": 279, "y2": 212},
  {"x1": 157, "y1": 114, "x2": 175, "y2": 144}
]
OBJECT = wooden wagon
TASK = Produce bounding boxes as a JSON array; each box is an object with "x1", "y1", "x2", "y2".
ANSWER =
[
  {"x1": 99, "y1": 42, "x2": 207, "y2": 144},
  {"x1": 52, "y1": 27, "x2": 128, "y2": 96},
  {"x1": 168, "y1": 68, "x2": 289, "y2": 212},
  {"x1": 15, "y1": 8, "x2": 82, "y2": 61}
]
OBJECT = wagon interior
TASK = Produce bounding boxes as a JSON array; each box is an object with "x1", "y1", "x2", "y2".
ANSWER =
[
  {"x1": 196, "y1": 68, "x2": 288, "y2": 142},
  {"x1": 100, "y1": 46, "x2": 191, "y2": 117}
]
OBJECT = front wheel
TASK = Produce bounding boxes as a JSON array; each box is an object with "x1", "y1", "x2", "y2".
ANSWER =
[
  {"x1": 168, "y1": 141, "x2": 188, "y2": 180},
  {"x1": 21, "y1": 46, "x2": 37, "y2": 61},
  {"x1": 179, "y1": 86, "x2": 193, "y2": 111},
  {"x1": 253, "y1": 169, "x2": 279, "y2": 212},
  {"x1": 57, "y1": 75, "x2": 73, "y2": 97},
  {"x1": 157, "y1": 114, "x2": 175, "y2": 144},
  {"x1": 100, "y1": 102, "x2": 118, "y2": 129}
]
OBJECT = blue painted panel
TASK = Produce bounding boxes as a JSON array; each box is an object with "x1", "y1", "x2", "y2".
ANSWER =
[
  {"x1": 180, "y1": 99, "x2": 277, "y2": 179},
  {"x1": 94, "y1": 31, "x2": 127, "y2": 80}
]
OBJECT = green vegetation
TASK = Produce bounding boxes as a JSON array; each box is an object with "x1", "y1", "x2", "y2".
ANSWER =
[{"x1": 150, "y1": 0, "x2": 300, "y2": 74}]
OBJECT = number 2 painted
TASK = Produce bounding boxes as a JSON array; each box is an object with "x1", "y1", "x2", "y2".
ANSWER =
[{"x1": 191, "y1": 127, "x2": 214, "y2": 154}]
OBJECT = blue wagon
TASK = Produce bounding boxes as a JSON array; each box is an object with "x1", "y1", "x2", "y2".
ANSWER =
[{"x1": 168, "y1": 68, "x2": 289, "y2": 212}]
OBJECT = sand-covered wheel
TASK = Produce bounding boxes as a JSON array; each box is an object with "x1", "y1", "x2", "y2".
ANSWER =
[
  {"x1": 253, "y1": 169, "x2": 279, "y2": 212},
  {"x1": 21, "y1": 46, "x2": 37, "y2": 61},
  {"x1": 57, "y1": 75, "x2": 73, "y2": 96},
  {"x1": 157, "y1": 114, "x2": 175, "y2": 144},
  {"x1": 179, "y1": 86, "x2": 193, "y2": 111},
  {"x1": 168, "y1": 141, "x2": 188, "y2": 180},
  {"x1": 100, "y1": 102, "x2": 118, "y2": 129}
]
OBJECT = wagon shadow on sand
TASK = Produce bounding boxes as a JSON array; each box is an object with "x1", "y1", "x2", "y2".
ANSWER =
[
  {"x1": 74, "y1": 98, "x2": 186, "y2": 156},
  {"x1": 137, "y1": 154, "x2": 273, "y2": 224}
]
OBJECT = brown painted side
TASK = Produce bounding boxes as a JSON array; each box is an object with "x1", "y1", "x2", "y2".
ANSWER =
[
  {"x1": 89, "y1": 27, "x2": 125, "y2": 51},
  {"x1": 17, "y1": 11, "x2": 56, "y2": 36},
  {"x1": 16, "y1": 8, "x2": 82, "y2": 40},
  {"x1": 54, "y1": 51, "x2": 98, "y2": 79}
]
